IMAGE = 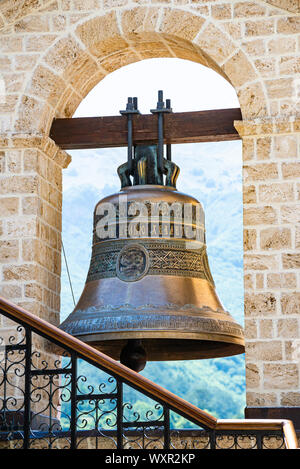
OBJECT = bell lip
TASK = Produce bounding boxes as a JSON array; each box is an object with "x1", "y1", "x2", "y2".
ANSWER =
[
  {"x1": 66, "y1": 333, "x2": 245, "y2": 361},
  {"x1": 71, "y1": 330, "x2": 244, "y2": 343}
]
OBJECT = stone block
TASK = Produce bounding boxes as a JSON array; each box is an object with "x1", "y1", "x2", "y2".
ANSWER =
[
  {"x1": 243, "y1": 38, "x2": 266, "y2": 56},
  {"x1": 284, "y1": 340, "x2": 298, "y2": 361},
  {"x1": 244, "y1": 254, "x2": 278, "y2": 270},
  {"x1": 65, "y1": 52, "x2": 99, "y2": 90},
  {"x1": 14, "y1": 54, "x2": 38, "y2": 71},
  {"x1": 0, "y1": 240, "x2": 19, "y2": 263},
  {"x1": 75, "y1": 12, "x2": 121, "y2": 56},
  {"x1": 25, "y1": 282, "x2": 43, "y2": 302},
  {"x1": 260, "y1": 228, "x2": 291, "y2": 250},
  {"x1": 6, "y1": 150, "x2": 22, "y2": 173},
  {"x1": 242, "y1": 138, "x2": 255, "y2": 161},
  {"x1": 244, "y1": 206, "x2": 277, "y2": 225},
  {"x1": 259, "y1": 319, "x2": 273, "y2": 339},
  {"x1": 259, "y1": 184, "x2": 294, "y2": 203},
  {"x1": 0, "y1": 57, "x2": 12, "y2": 72},
  {"x1": 195, "y1": 23, "x2": 236, "y2": 65},
  {"x1": 0, "y1": 197, "x2": 19, "y2": 216},
  {"x1": 282, "y1": 254, "x2": 300, "y2": 269},
  {"x1": 274, "y1": 135, "x2": 297, "y2": 159},
  {"x1": 25, "y1": 34, "x2": 57, "y2": 52},
  {"x1": 281, "y1": 293, "x2": 300, "y2": 315},
  {"x1": 243, "y1": 185, "x2": 256, "y2": 204},
  {"x1": 211, "y1": 4, "x2": 232, "y2": 19},
  {"x1": 265, "y1": 78, "x2": 294, "y2": 99},
  {"x1": 16, "y1": 300, "x2": 40, "y2": 316},
  {"x1": 296, "y1": 226, "x2": 300, "y2": 248},
  {"x1": 26, "y1": 65, "x2": 66, "y2": 108},
  {"x1": 254, "y1": 58, "x2": 276, "y2": 77},
  {"x1": 264, "y1": 363, "x2": 299, "y2": 390},
  {"x1": 244, "y1": 292, "x2": 277, "y2": 316},
  {"x1": 0, "y1": 175, "x2": 38, "y2": 195},
  {"x1": 224, "y1": 50, "x2": 257, "y2": 88},
  {"x1": 0, "y1": 284, "x2": 22, "y2": 299},
  {"x1": 45, "y1": 35, "x2": 82, "y2": 74},
  {"x1": 21, "y1": 196, "x2": 42, "y2": 216},
  {"x1": 15, "y1": 95, "x2": 50, "y2": 133},
  {"x1": 244, "y1": 273, "x2": 254, "y2": 290},
  {"x1": 99, "y1": 49, "x2": 140, "y2": 74},
  {"x1": 281, "y1": 205, "x2": 300, "y2": 224},
  {"x1": 160, "y1": 9, "x2": 205, "y2": 42},
  {"x1": 3, "y1": 264, "x2": 37, "y2": 281},
  {"x1": 234, "y1": 2, "x2": 266, "y2": 17},
  {"x1": 0, "y1": 94, "x2": 18, "y2": 114},
  {"x1": 246, "y1": 341, "x2": 282, "y2": 361},
  {"x1": 277, "y1": 17, "x2": 300, "y2": 34},
  {"x1": 243, "y1": 163, "x2": 278, "y2": 183},
  {"x1": 246, "y1": 392, "x2": 277, "y2": 407},
  {"x1": 6, "y1": 217, "x2": 37, "y2": 238},
  {"x1": 256, "y1": 137, "x2": 271, "y2": 160},
  {"x1": 256, "y1": 273, "x2": 264, "y2": 289},
  {"x1": 15, "y1": 15, "x2": 50, "y2": 33},
  {"x1": 246, "y1": 363, "x2": 260, "y2": 388},
  {"x1": 0, "y1": 152, "x2": 5, "y2": 173},
  {"x1": 267, "y1": 37, "x2": 297, "y2": 54},
  {"x1": 238, "y1": 82, "x2": 268, "y2": 118},
  {"x1": 0, "y1": 35, "x2": 23, "y2": 53},
  {"x1": 280, "y1": 392, "x2": 300, "y2": 406},
  {"x1": 267, "y1": 273, "x2": 297, "y2": 289},
  {"x1": 243, "y1": 229, "x2": 256, "y2": 253},
  {"x1": 47, "y1": 159, "x2": 62, "y2": 191},
  {"x1": 282, "y1": 162, "x2": 300, "y2": 179},
  {"x1": 245, "y1": 319, "x2": 257, "y2": 339},
  {"x1": 277, "y1": 318, "x2": 299, "y2": 338},
  {"x1": 245, "y1": 19, "x2": 274, "y2": 36},
  {"x1": 122, "y1": 7, "x2": 159, "y2": 35}
]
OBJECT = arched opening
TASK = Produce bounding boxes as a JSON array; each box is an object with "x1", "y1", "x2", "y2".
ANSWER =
[{"x1": 60, "y1": 57, "x2": 245, "y2": 420}]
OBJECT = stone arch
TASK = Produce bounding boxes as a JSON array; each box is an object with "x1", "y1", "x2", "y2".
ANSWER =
[
  {"x1": 16, "y1": 7, "x2": 269, "y2": 135},
  {"x1": 263, "y1": 0, "x2": 300, "y2": 14}
]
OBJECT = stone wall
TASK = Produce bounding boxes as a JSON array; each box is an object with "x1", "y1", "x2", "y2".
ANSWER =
[
  {"x1": 0, "y1": 429, "x2": 293, "y2": 449},
  {"x1": 0, "y1": 0, "x2": 299, "y2": 414}
]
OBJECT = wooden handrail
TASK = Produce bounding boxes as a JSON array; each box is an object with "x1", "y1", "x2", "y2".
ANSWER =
[
  {"x1": 215, "y1": 419, "x2": 298, "y2": 449},
  {"x1": 0, "y1": 295, "x2": 216, "y2": 429},
  {"x1": 0, "y1": 295, "x2": 298, "y2": 449}
]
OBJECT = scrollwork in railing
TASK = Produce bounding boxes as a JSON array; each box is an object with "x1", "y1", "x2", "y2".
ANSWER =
[
  {"x1": 170, "y1": 429, "x2": 211, "y2": 450},
  {"x1": 122, "y1": 400, "x2": 165, "y2": 450},
  {"x1": 0, "y1": 324, "x2": 26, "y2": 439},
  {"x1": 262, "y1": 435, "x2": 285, "y2": 450}
]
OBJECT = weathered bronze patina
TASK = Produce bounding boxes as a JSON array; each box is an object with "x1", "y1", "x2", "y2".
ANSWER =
[{"x1": 60, "y1": 143, "x2": 244, "y2": 371}]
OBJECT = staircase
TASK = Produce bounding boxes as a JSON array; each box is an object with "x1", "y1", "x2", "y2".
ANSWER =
[{"x1": 0, "y1": 296, "x2": 298, "y2": 450}]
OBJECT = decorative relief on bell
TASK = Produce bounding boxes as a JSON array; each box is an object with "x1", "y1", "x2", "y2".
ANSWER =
[
  {"x1": 87, "y1": 239, "x2": 214, "y2": 285},
  {"x1": 116, "y1": 244, "x2": 150, "y2": 282}
]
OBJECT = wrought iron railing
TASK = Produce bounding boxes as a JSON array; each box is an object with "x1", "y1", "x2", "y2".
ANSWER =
[{"x1": 0, "y1": 296, "x2": 298, "y2": 449}]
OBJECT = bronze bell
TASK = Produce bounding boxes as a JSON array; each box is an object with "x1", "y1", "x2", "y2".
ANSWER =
[{"x1": 60, "y1": 94, "x2": 245, "y2": 372}]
